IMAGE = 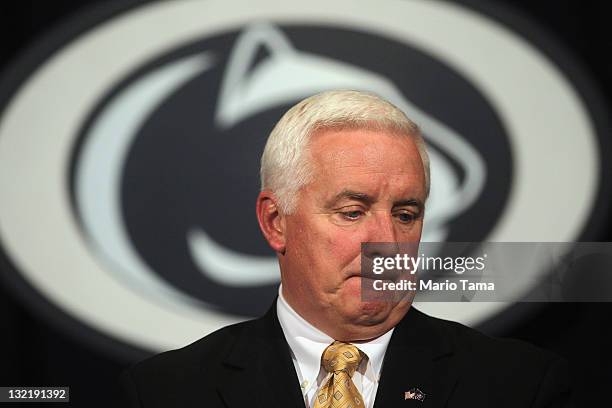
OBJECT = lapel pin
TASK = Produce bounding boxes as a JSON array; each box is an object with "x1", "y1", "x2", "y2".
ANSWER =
[{"x1": 404, "y1": 388, "x2": 426, "y2": 402}]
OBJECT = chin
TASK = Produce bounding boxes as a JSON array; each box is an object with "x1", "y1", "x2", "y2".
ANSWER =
[
  {"x1": 341, "y1": 298, "x2": 393, "y2": 326},
  {"x1": 360, "y1": 298, "x2": 389, "y2": 311}
]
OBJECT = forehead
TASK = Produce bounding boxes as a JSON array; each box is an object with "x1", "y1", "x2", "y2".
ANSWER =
[
  {"x1": 307, "y1": 127, "x2": 425, "y2": 196},
  {"x1": 309, "y1": 127, "x2": 421, "y2": 172}
]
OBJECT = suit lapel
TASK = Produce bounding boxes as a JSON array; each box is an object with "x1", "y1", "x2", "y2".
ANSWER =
[
  {"x1": 216, "y1": 304, "x2": 305, "y2": 408},
  {"x1": 214, "y1": 304, "x2": 459, "y2": 407},
  {"x1": 374, "y1": 308, "x2": 458, "y2": 408}
]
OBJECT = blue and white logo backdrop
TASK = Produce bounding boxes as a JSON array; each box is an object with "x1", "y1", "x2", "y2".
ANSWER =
[{"x1": 0, "y1": 0, "x2": 609, "y2": 355}]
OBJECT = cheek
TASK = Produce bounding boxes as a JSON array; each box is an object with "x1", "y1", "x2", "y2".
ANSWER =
[
  {"x1": 290, "y1": 217, "x2": 365, "y2": 274},
  {"x1": 402, "y1": 220, "x2": 424, "y2": 241},
  {"x1": 325, "y1": 228, "x2": 364, "y2": 265}
]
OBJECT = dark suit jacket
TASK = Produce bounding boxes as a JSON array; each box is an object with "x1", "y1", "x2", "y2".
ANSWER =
[{"x1": 121, "y1": 306, "x2": 571, "y2": 407}]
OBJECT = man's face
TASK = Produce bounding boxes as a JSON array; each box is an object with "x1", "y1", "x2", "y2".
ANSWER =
[{"x1": 280, "y1": 127, "x2": 426, "y2": 340}]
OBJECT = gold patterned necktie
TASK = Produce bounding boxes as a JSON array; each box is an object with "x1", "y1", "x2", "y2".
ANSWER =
[{"x1": 313, "y1": 341, "x2": 366, "y2": 408}]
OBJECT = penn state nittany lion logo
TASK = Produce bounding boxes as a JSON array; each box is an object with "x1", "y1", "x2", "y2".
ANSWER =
[{"x1": 71, "y1": 22, "x2": 503, "y2": 316}]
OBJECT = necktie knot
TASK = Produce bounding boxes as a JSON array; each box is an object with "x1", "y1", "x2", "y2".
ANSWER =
[{"x1": 321, "y1": 341, "x2": 364, "y2": 377}]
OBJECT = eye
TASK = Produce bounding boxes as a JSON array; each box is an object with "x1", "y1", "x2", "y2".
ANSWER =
[
  {"x1": 394, "y1": 210, "x2": 419, "y2": 224},
  {"x1": 330, "y1": 206, "x2": 367, "y2": 226},
  {"x1": 341, "y1": 210, "x2": 364, "y2": 220}
]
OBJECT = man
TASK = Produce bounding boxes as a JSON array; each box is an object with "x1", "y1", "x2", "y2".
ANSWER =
[{"x1": 121, "y1": 90, "x2": 571, "y2": 407}]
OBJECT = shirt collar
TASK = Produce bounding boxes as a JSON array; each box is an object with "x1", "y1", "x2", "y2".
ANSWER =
[{"x1": 276, "y1": 285, "x2": 394, "y2": 386}]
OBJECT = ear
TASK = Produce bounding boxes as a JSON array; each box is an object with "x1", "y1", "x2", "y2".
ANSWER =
[{"x1": 256, "y1": 191, "x2": 286, "y2": 254}]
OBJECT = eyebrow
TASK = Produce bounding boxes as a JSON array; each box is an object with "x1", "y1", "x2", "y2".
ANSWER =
[
  {"x1": 394, "y1": 199, "x2": 424, "y2": 211},
  {"x1": 327, "y1": 190, "x2": 374, "y2": 207},
  {"x1": 326, "y1": 189, "x2": 424, "y2": 210}
]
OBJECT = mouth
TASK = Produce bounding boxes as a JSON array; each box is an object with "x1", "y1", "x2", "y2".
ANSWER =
[{"x1": 346, "y1": 272, "x2": 392, "y2": 281}]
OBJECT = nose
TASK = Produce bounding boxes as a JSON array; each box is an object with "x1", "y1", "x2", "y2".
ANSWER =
[{"x1": 362, "y1": 212, "x2": 399, "y2": 260}]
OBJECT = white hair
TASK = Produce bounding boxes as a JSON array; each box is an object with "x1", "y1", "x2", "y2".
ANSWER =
[{"x1": 260, "y1": 90, "x2": 430, "y2": 213}]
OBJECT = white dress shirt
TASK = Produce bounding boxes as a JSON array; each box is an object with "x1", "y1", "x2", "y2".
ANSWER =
[{"x1": 276, "y1": 286, "x2": 394, "y2": 408}]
